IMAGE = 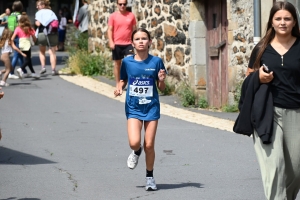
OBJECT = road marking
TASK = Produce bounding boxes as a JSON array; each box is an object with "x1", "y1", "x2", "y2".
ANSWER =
[{"x1": 60, "y1": 74, "x2": 235, "y2": 132}]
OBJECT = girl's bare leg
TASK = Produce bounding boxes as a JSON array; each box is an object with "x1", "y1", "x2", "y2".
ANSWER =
[
  {"x1": 1, "y1": 53, "x2": 12, "y2": 82},
  {"x1": 127, "y1": 118, "x2": 143, "y2": 151},
  {"x1": 39, "y1": 45, "x2": 46, "y2": 67},
  {"x1": 48, "y1": 46, "x2": 57, "y2": 71},
  {"x1": 143, "y1": 120, "x2": 158, "y2": 171}
]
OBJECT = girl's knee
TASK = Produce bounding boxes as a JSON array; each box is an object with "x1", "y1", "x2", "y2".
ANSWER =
[
  {"x1": 129, "y1": 141, "x2": 141, "y2": 150},
  {"x1": 144, "y1": 144, "x2": 155, "y2": 153}
]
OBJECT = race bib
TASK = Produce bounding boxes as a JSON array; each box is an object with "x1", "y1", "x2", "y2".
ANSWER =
[{"x1": 129, "y1": 77, "x2": 153, "y2": 97}]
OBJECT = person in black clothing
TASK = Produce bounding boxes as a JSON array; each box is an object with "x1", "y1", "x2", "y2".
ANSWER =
[
  {"x1": 246, "y1": 2, "x2": 300, "y2": 200},
  {"x1": 63, "y1": 7, "x2": 73, "y2": 24}
]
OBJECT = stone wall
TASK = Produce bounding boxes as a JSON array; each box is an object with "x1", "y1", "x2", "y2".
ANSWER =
[
  {"x1": 89, "y1": 0, "x2": 191, "y2": 82},
  {"x1": 88, "y1": 0, "x2": 256, "y2": 106},
  {"x1": 227, "y1": 0, "x2": 254, "y2": 104}
]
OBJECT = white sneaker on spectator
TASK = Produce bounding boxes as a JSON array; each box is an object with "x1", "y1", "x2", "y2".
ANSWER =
[
  {"x1": 23, "y1": 73, "x2": 31, "y2": 78},
  {"x1": 8, "y1": 74, "x2": 19, "y2": 79},
  {"x1": 31, "y1": 73, "x2": 40, "y2": 79},
  {"x1": 40, "y1": 68, "x2": 47, "y2": 74},
  {"x1": 52, "y1": 70, "x2": 58, "y2": 76},
  {"x1": 0, "y1": 81, "x2": 9, "y2": 87},
  {"x1": 16, "y1": 68, "x2": 24, "y2": 79}
]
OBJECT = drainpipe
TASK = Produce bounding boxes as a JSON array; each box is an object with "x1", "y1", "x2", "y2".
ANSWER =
[{"x1": 253, "y1": 0, "x2": 261, "y2": 45}]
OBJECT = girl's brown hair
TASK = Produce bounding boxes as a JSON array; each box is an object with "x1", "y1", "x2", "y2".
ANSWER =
[
  {"x1": 18, "y1": 12, "x2": 34, "y2": 36},
  {"x1": 37, "y1": 0, "x2": 51, "y2": 9},
  {"x1": 0, "y1": 28, "x2": 13, "y2": 48},
  {"x1": 12, "y1": 0, "x2": 23, "y2": 12},
  {"x1": 252, "y1": 1, "x2": 300, "y2": 70}
]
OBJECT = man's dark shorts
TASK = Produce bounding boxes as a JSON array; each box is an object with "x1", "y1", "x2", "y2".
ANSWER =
[{"x1": 112, "y1": 44, "x2": 134, "y2": 60}]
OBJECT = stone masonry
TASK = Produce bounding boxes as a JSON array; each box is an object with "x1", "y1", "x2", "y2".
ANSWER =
[
  {"x1": 227, "y1": 0, "x2": 254, "y2": 104},
  {"x1": 89, "y1": 0, "x2": 191, "y2": 85},
  {"x1": 88, "y1": 0, "x2": 256, "y2": 106}
]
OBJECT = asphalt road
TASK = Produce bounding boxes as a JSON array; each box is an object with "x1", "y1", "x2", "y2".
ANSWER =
[{"x1": 0, "y1": 50, "x2": 291, "y2": 200}]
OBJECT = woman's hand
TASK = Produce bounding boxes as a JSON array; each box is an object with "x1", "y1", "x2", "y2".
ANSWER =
[
  {"x1": 259, "y1": 66, "x2": 274, "y2": 83},
  {"x1": 158, "y1": 69, "x2": 166, "y2": 82},
  {"x1": 21, "y1": 52, "x2": 27, "y2": 58}
]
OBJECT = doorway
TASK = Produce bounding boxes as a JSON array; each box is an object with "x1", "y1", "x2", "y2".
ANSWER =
[{"x1": 205, "y1": 0, "x2": 228, "y2": 108}]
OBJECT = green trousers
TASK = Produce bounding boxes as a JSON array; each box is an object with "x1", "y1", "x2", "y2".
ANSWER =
[{"x1": 253, "y1": 107, "x2": 300, "y2": 200}]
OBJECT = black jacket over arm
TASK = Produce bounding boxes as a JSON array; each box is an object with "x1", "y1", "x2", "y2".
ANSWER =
[{"x1": 233, "y1": 71, "x2": 273, "y2": 144}]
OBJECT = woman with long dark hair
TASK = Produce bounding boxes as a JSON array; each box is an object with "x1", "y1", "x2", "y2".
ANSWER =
[{"x1": 247, "y1": 2, "x2": 300, "y2": 199}]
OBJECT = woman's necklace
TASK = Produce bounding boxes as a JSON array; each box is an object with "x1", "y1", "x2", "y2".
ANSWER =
[{"x1": 281, "y1": 55, "x2": 283, "y2": 66}]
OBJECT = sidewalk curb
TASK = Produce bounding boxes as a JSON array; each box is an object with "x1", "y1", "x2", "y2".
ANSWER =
[{"x1": 59, "y1": 74, "x2": 235, "y2": 133}]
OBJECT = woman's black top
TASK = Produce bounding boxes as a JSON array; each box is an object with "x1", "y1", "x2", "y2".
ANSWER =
[{"x1": 249, "y1": 38, "x2": 300, "y2": 109}]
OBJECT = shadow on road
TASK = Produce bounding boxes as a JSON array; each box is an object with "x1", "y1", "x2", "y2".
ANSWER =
[
  {"x1": 0, "y1": 146, "x2": 56, "y2": 165},
  {"x1": 0, "y1": 198, "x2": 41, "y2": 200},
  {"x1": 137, "y1": 182, "x2": 203, "y2": 190}
]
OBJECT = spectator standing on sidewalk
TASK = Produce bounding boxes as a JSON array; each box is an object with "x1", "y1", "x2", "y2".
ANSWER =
[
  {"x1": 108, "y1": 0, "x2": 136, "y2": 87},
  {"x1": 114, "y1": 28, "x2": 167, "y2": 191},
  {"x1": 77, "y1": 0, "x2": 89, "y2": 34},
  {"x1": 57, "y1": 9, "x2": 67, "y2": 51},
  {"x1": 0, "y1": 8, "x2": 11, "y2": 27},
  {"x1": 8, "y1": 1, "x2": 23, "y2": 79},
  {"x1": 35, "y1": 0, "x2": 59, "y2": 76},
  {"x1": 63, "y1": 7, "x2": 73, "y2": 24},
  {"x1": 246, "y1": 2, "x2": 300, "y2": 200}
]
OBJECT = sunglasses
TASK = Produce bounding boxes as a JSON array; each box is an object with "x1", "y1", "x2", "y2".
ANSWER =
[{"x1": 118, "y1": 3, "x2": 127, "y2": 6}]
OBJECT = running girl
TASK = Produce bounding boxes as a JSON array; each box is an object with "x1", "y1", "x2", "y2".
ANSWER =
[
  {"x1": 114, "y1": 28, "x2": 167, "y2": 191},
  {"x1": 0, "y1": 28, "x2": 24, "y2": 86},
  {"x1": 11, "y1": 13, "x2": 39, "y2": 79}
]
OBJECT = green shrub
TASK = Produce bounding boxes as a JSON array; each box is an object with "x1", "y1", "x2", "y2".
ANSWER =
[
  {"x1": 65, "y1": 30, "x2": 114, "y2": 78},
  {"x1": 66, "y1": 50, "x2": 113, "y2": 77},
  {"x1": 159, "y1": 80, "x2": 175, "y2": 96},
  {"x1": 198, "y1": 96, "x2": 209, "y2": 108},
  {"x1": 222, "y1": 104, "x2": 239, "y2": 112},
  {"x1": 176, "y1": 83, "x2": 196, "y2": 107}
]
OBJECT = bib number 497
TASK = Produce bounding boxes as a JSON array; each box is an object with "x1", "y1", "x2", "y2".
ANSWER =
[
  {"x1": 134, "y1": 87, "x2": 149, "y2": 94},
  {"x1": 129, "y1": 77, "x2": 153, "y2": 97}
]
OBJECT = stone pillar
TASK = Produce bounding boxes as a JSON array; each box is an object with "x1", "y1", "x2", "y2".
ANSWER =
[{"x1": 188, "y1": 0, "x2": 206, "y2": 91}]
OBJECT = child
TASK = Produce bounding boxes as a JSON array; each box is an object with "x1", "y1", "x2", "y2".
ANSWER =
[
  {"x1": 11, "y1": 13, "x2": 39, "y2": 79},
  {"x1": 114, "y1": 28, "x2": 167, "y2": 191},
  {"x1": 0, "y1": 87, "x2": 3, "y2": 140},
  {"x1": 58, "y1": 9, "x2": 67, "y2": 51},
  {"x1": 0, "y1": 87, "x2": 3, "y2": 99},
  {"x1": 0, "y1": 28, "x2": 19, "y2": 86}
]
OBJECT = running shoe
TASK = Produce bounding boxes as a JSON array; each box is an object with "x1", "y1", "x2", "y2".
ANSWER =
[
  {"x1": 40, "y1": 68, "x2": 47, "y2": 74},
  {"x1": 16, "y1": 68, "x2": 24, "y2": 79},
  {"x1": 145, "y1": 177, "x2": 157, "y2": 191},
  {"x1": 127, "y1": 150, "x2": 140, "y2": 169}
]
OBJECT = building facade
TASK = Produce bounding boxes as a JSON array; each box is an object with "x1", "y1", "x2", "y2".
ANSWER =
[{"x1": 3, "y1": 0, "x2": 296, "y2": 108}]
